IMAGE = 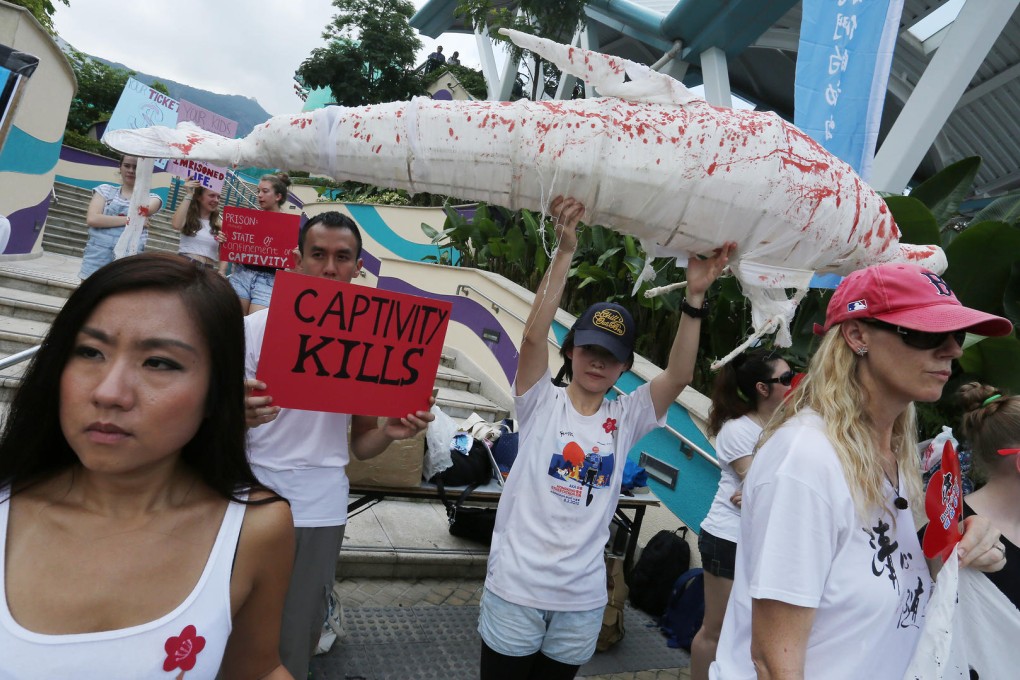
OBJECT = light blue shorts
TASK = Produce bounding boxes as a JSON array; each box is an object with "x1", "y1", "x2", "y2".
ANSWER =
[
  {"x1": 229, "y1": 265, "x2": 276, "y2": 306},
  {"x1": 79, "y1": 227, "x2": 147, "y2": 279},
  {"x1": 477, "y1": 588, "x2": 604, "y2": 666}
]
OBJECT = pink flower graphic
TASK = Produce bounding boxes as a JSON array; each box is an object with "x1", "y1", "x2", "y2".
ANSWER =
[{"x1": 163, "y1": 624, "x2": 206, "y2": 675}]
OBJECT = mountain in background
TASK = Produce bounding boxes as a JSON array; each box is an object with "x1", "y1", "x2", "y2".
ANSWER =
[{"x1": 78, "y1": 49, "x2": 272, "y2": 137}]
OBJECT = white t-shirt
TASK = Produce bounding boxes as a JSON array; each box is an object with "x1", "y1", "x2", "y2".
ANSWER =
[
  {"x1": 711, "y1": 410, "x2": 931, "y2": 680},
  {"x1": 700, "y1": 415, "x2": 760, "y2": 543},
  {"x1": 485, "y1": 371, "x2": 663, "y2": 611},
  {"x1": 244, "y1": 309, "x2": 352, "y2": 527},
  {"x1": 178, "y1": 218, "x2": 220, "y2": 261}
]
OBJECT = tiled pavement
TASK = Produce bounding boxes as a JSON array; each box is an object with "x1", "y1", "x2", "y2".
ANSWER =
[{"x1": 330, "y1": 577, "x2": 689, "y2": 680}]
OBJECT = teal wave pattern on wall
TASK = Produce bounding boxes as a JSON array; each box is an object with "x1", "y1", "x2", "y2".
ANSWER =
[
  {"x1": 0, "y1": 128, "x2": 62, "y2": 175},
  {"x1": 346, "y1": 204, "x2": 454, "y2": 265}
]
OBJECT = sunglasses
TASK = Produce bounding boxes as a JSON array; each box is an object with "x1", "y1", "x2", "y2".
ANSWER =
[
  {"x1": 763, "y1": 370, "x2": 796, "y2": 387},
  {"x1": 863, "y1": 319, "x2": 966, "y2": 351}
]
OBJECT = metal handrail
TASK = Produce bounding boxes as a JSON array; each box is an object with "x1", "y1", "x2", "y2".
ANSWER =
[
  {"x1": 454, "y1": 284, "x2": 719, "y2": 468},
  {"x1": 0, "y1": 346, "x2": 38, "y2": 371}
]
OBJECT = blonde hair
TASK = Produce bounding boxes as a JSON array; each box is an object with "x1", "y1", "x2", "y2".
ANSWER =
[{"x1": 758, "y1": 327, "x2": 922, "y2": 520}]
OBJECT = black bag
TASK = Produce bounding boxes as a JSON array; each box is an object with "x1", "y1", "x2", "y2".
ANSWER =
[
  {"x1": 431, "y1": 439, "x2": 493, "y2": 487},
  {"x1": 658, "y1": 568, "x2": 705, "y2": 651},
  {"x1": 627, "y1": 527, "x2": 691, "y2": 617},
  {"x1": 437, "y1": 480, "x2": 497, "y2": 544}
]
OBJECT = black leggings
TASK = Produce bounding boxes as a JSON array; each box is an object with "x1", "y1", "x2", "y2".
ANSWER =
[{"x1": 479, "y1": 640, "x2": 580, "y2": 680}]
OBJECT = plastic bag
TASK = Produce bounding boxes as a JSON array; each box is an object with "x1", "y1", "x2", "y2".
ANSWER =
[
  {"x1": 919, "y1": 426, "x2": 958, "y2": 474},
  {"x1": 423, "y1": 405, "x2": 457, "y2": 482},
  {"x1": 903, "y1": 552, "x2": 1020, "y2": 679}
]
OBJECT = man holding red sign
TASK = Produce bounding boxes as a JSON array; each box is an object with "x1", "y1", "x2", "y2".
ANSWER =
[{"x1": 243, "y1": 211, "x2": 435, "y2": 679}]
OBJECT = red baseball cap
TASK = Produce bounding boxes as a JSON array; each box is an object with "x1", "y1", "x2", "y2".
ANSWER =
[{"x1": 814, "y1": 263, "x2": 1013, "y2": 337}]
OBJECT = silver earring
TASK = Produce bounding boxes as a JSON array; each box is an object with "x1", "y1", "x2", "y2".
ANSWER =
[{"x1": 856, "y1": 346, "x2": 868, "y2": 357}]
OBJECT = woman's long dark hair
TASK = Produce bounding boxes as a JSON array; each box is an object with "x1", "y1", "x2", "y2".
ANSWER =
[
  {"x1": 707, "y1": 348, "x2": 782, "y2": 436},
  {"x1": 180, "y1": 186, "x2": 222, "y2": 237},
  {"x1": 0, "y1": 253, "x2": 279, "y2": 505}
]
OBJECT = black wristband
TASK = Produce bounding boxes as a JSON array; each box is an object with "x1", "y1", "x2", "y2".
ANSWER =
[{"x1": 680, "y1": 297, "x2": 710, "y2": 319}]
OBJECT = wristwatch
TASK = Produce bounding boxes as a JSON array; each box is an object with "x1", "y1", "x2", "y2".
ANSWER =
[{"x1": 680, "y1": 297, "x2": 710, "y2": 319}]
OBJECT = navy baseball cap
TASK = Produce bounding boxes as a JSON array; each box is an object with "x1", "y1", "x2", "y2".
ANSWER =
[{"x1": 572, "y1": 302, "x2": 636, "y2": 363}]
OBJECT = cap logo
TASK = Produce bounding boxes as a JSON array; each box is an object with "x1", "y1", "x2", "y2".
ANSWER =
[
  {"x1": 921, "y1": 272, "x2": 953, "y2": 297},
  {"x1": 847, "y1": 299, "x2": 868, "y2": 313},
  {"x1": 592, "y1": 309, "x2": 626, "y2": 336}
]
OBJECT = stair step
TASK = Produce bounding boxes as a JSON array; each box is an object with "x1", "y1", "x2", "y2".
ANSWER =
[
  {"x1": 0, "y1": 267, "x2": 77, "y2": 298},
  {"x1": 433, "y1": 386, "x2": 507, "y2": 422},
  {"x1": 434, "y1": 364, "x2": 479, "y2": 393},
  {"x1": 0, "y1": 285, "x2": 66, "y2": 323}
]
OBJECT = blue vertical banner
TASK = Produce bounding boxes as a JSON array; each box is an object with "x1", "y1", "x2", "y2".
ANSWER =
[{"x1": 795, "y1": 0, "x2": 904, "y2": 181}]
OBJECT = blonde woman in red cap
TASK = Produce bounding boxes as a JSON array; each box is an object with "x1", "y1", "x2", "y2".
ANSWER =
[{"x1": 711, "y1": 263, "x2": 1012, "y2": 680}]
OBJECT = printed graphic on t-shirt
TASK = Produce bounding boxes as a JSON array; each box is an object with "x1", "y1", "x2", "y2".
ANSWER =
[
  {"x1": 547, "y1": 423, "x2": 616, "y2": 508},
  {"x1": 863, "y1": 517, "x2": 928, "y2": 630}
]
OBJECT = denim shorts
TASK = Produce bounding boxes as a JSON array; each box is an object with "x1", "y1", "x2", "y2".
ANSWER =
[
  {"x1": 477, "y1": 588, "x2": 603, "y2": 666},
  {"x1": 698, "y1": 529, "x2": 738, "y2": 580},
  {"x1": 79, "y1": 227, "x2": 147, "y2": 279},
  {"x1": 229, "y1": 265, "x2": 276, "y2": 306}
]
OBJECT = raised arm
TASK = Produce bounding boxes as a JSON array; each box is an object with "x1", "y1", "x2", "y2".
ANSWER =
[
  {"x1": 648, "y1": 242, "x2": 736, "y2": 418},
  {"x1": 516, "y1": 196, "x2": 584, "y2": 395},
  {"x1": 170, "y1": 180, "x2": 199, "y2": 232}
]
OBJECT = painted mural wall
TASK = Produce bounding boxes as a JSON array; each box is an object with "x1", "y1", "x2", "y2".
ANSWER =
[{"x1": 0, "y1": 1, "x2": 75, "y2": 257}]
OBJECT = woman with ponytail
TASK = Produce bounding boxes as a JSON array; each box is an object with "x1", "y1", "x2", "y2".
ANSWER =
[
  {"x1": 689, "y1": 348, "x2": 792, "y2": 680},
  {"x1": 229, "y1": 172, "x2": 292, "y2": 314},
  {"x1": 958, "y1": 382, "x2": 1020, "y2": 608}
]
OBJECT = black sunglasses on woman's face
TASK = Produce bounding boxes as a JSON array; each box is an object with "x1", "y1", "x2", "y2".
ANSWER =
[
  {"x1": 862, "y1": 319, "x2": 966, "y2": 350},
  {"x1": 763, "y1": 370, "x2": 796, "y2": 387}
]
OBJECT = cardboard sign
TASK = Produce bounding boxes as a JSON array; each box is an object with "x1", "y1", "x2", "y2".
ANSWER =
[
  {"x1": 167, "y1": 100, "x2": 236, "y2": 192},
  {"x1": 107, "y1": 77, "x2": 178, "y2": 170},
  {"x1": 220, "y1": 206, "x2": 299, "y2": 269},
  {"x1": 922, "y1": 440, "x2": 962, "y2": 560},
  {"x1": 256, "y1": 271, "x2": 452, "y2": 418}
]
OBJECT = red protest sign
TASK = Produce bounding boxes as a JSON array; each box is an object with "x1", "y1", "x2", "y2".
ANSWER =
[
  {"x1": 221, "y1": 206, "x2": 299, "y2": 269},
  {"x1": 255, "y1": 271, "x2": 452, "y2": 418},
  {"x1": 922, "y1": 440, "x2": 962, "y2": 560}
]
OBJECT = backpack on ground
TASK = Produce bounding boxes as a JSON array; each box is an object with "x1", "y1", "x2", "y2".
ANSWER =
[
  {"x1": 597, "y1": 554, "x2": 628, "y2": 651},
  {"x1": 430, "y1": 438, "x2": 492, "y2": 487},
  {"x1": 658, "y1": 568, "x2": 705, "y2": 651},
  {"x1": 626, "y1": 526, "x2": 691, "y2": 617}
]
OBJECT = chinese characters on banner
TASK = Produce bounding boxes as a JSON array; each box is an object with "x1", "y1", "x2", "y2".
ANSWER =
[
  {"x1": 255, "y1": 271, "x2": 452, "y2": 418},
  {"x1": 794, "y1": 0, "x2": 905, "y2": 181},
  {"x1": 220, "y1": 206, "x2": 299, "y2": 270}
]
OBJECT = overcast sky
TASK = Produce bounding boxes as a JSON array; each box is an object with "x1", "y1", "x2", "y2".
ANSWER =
[{"x1": 52, "y1": 0, "x2": 497, "y2": 116}]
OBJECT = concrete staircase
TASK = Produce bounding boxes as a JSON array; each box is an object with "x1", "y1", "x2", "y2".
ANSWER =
[{"x1": 43, "y1": 182, "x2": 182, "y2": 257}]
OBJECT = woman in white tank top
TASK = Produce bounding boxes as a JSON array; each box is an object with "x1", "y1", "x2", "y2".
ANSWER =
[
  {"x1": 172, "y1": 179, "x2": 226, "y2": 273},
  {"x1": 0, "y1": 253, "x2": 295, "y2": 679}
]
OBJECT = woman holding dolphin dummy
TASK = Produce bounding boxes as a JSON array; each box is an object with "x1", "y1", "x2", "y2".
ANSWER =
[
  {"x1": 79, "y1": 154, "x2": 162, "y2": 280},
  {"x1": 477, "y1": 195, "x2": 734, "y2": 679},
  {"x1": 711, "y1": 263, "x2": 1011, "y2": 680}
]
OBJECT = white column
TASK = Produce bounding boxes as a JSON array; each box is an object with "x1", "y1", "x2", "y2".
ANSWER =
[
  {"x1": 554, "y1": 27, "x2": 584, "y2": 100},
  {"x1": 579, "y1": 19, "x2": 600, "y2": 99},
  {"x1": 474, "y1": 25, "x2": 502, "y2": 101},
  {"x1": 700, "y1": 47, "x2": 732, "y2": 108},
  {"x1": 870, "y1": 0, "x2": 1020, "y2": 193}
]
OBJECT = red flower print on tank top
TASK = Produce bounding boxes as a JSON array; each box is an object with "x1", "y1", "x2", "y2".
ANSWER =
[
  {"x1": 163, "y1": 624, "x2": 206, "y2": 676},
  {"x1": 602, "y1": 418, "x2": 617, "y2": 434}
]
